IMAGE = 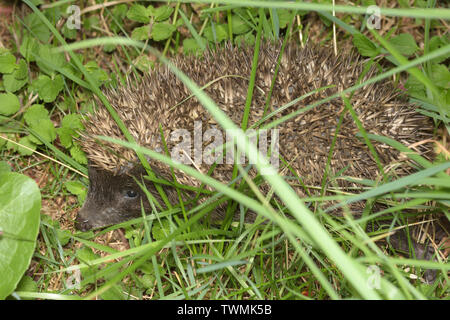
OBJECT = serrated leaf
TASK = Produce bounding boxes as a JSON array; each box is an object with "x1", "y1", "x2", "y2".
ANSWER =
[
  {"x1": 405, "y1": 76, "x2": 426, "y2": 98},
  {"x1": 430, "y1": 64, "x2": 450, "y2": 89},
  {"x1": 352, "y1": 34, "x2": 379, "y2": 57},
  {"x1": 19, "y1": 36, "x2": 39, "y2": 62},
  {"x1": 65, "y1": 180, "x2": 86, "y2": 196},
  {"x1": 151, "y1": 23, "x2": 176, "y2": 41},
  {"x1": 3, "y1": 59, "x2": 28, "y2": 92},
  {"x1": 0, "y1": 92, "x2": 20, "y2": 116},
  {"x1": 134, "y1": 55, "x2": 155, "y2": 72},
  {"x1": 231, "y1": 15, "x2": 251, "y2": 35},
  {"x1": 3, "y1": 73, "x2": 27, "y2": 93},
  {"x1": 84, "y1": 61, "x2": 109, "y2": 85},
  {"x1": 276, "y1": 9, "x2": 292, "y2": 29},
  {"x1": 0, "y1": 172, "x2": 41, "y2": 299},
  {"x1": 0, "y1": 52, "x2": 17, "y2": 74},
  {"x1": 61, "y1": 113, "x2": 84, "y2": 131},
  {"x1": 56, "y1": 127, "x2": 74, "y2": 148},
  {"x1": 36, "y1": 45, "x2": 66, "y2": 76},
  {"x1": 204, "y1": 24, "x2": 228, "y2": 43},
  {"x1": 17, "y1": 136, "x2": 37, "y2": 156},
  {"x1": 24, "y1": 13, "x2": 51, "y2": 43},
  {"x1": 127, "y1": 4, "x2": 150, "y2": 23},
  {"x1": 24, "y1": 104, "x2": 49, "y2": 127},
  {"x1": 131, "y1": 25, "x2": 150, "y2": 41},
  {"x1": 15, "y1": 275, "x2": 38, "y2": 299},
  {"x1": 31, "y1": 74, "x2": 64, "y2": 103},
  {"x1": 183, "y1": 38, "x2": 206, "y2": 56},
  {"x1": 0, "y1": 161, "x2": 12, "y2": 173},
  {"x1": 29, "y1": 119, "x2": 57, "y2": 144},
  {"x1": 70, "y1": 144, "x2": 87, "y2": 164},
  {"x1": 389, "y1": 33, "x2": 418, "y2": 56},
  {"x1": 154, "y1": 5, "x2": 174, "y2": 22}
]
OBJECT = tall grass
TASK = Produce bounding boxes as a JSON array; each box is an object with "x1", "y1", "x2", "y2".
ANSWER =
[{"x1": 18, "y1": 0, "x2": 450, "y2": 300}]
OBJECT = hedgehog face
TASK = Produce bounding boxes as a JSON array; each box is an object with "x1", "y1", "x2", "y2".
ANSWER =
[{"x1": 75, "y1": 166, "x2": 150, "y2": 231}]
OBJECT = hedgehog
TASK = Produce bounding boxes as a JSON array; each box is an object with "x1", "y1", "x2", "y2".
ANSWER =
[{"x1": 75, "y1": 42, "x2": 437, "y2": 234}]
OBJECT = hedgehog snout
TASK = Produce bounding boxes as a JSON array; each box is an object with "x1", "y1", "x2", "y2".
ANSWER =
[{"x1": 75, "y1": 215, "x2": 92, "y2": 231}]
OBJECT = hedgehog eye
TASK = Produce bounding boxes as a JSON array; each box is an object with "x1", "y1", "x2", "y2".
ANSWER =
[{"x1": 125, "y1": 190, "x2": 138, "y2": 198}]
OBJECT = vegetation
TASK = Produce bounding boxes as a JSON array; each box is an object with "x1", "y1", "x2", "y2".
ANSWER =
[{"x1": 0, "y1": 0, "x2": 449, "y2": 300}]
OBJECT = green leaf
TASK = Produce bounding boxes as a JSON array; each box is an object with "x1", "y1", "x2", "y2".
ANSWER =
[
  {"x1": 234, "y1": 32, "x2": 256, "y2": 47},
  {"x1": 0, "y1": 52, "x2": 17, "y2": 74},
  {"x1": 204, "y1": 24, "x2": 229, "y2": 43},
  {"x1": 29, "y1": 119, "x2": 57, "y2": 144},
  {"x1": 405, "y1": 76, "x2": 426, "y2": 98},
  {"x1": 19, "y1": 36, "x2": 39, "y2": 62},
  {"x1": 3, "y1": 76, "x2": 27, "y2": 93},
  {"x1": 389, "y1": 33, "x2": 419, "y2": 56},
  {"x1": 183, "y1": 38, "x2": 206, "y2": 56},
  {"x1": 352, "y1": 34, "x2": 379, "y2": 57},
  {"x1": 70, "y1": 144, "x2": 87, "y2": 164},
  {"x1": 24, "y1": 12, "x2": 51, "y2": 43},
  {"x1": 36, "y1": 45, "x2": 66, "y2": 76},
  {"x1": 131, "y1": 25, "x2": 150, "y2": 41},
  {"x1": 151, "y1": 23, "x2": 176, "y2": 41},
  {"x1": 3, "y1": 60, "x2": 28, "y2": 92},
  {"x1": 276, "y1": 9, "x2": 293, "y2": 29},
  {"x1": 62, "y1": 22, "x2": 78, "y2": 40},
  {"x1": 134, "y1": 55, "x2": 155, "y2": 72},
  {"x1": 14, "y1": 275, "x2": 38, "y2": 299},
  {"x1": 127, "y1": 4, "x2": 150, "y2": 23},
  {"x1": 430, "y1": 64, "x2": 450, "y2": 89},
  {"x1": 56, "y1": 127, "x2": 74, "y2": 148},
  {"x1": 61, "y1": 113, "x2": 84, "y2": 131},
  {"x1": 17, "y1": 136, "x2": 37, "y2": 156},
  {"x1": 84, "y1": 61, "x2": 109, "y2": 85},
  {"x1": 154, "y1": 5, "x2": 174, "y2": 22},
  {"x1": 0, "y1": 161, "x2": 12, "y2": 173},
  {"x1": 100, "y1": 285, "x2": 125, "y2": 300},
  {"x1": 0, "y1": 172, "x2": 41, "y2": 300},
  {"x1": 31, "y1": 74, "x2": 64, "y2": 103},
  {"x1": 0, "y1": 92, "x2": 20, "y2": 116},
  {"x1": 24, "y1": 104, "x2": 49, "y2": 127},
  {"x1": 231, "y1": 15, "x2": 251, "y2": 35},
  {"x1": 65, "y1": 180, "x2": 86, "y2": 196}
]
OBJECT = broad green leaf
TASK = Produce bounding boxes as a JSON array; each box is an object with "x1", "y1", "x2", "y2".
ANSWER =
[
  {"x1": 389, "y1": 33, "x2": 419, "y2": 56},
  {"x1": 29, "y1": 119, "x2": 57, "y2": 144},
  {"x1": 4, "y1": 59, "x2": 28, "y2": 92},
  {"x1": 183, "y1": 38, "x2": 206, "y2": 56},
  {"x1": 204, "y1": 24, "x2": 228, "y2": 43},
  {"x1": 352, "y1": 34, "x2": 379, "y2": 57},
  {"x1": 0, "y1": 52, "x2": 17, "y2": 74},
  {"x1": 430, "y1": 64, "x2": 450, "y2": 89},
  {"x1": 17, "y1": 136, "x2": 37, "y2": 156},
  {"x1": 19, "y1": 36, "x2": 39, "y2": 62},
  {"x1": 0, "y1": 92, "x2": 20, "y2": 116},
  {"x1": 70, "y1": 144, "x2": 87, "y2": 164},
  {"x1": 0, "y1": 172, "x2": 41, "y2": 299},
  {"x1": 127, "y1": 4, "x2": 150, "y2": 23},
  {"x1": 36, "y1": 45, "x2": 66, "y2": 76},
  {"x1": 131, "y1": 25, "x2": 150, "y2": 41},
  {"x1": 151, "y1": 23, "x2": 176, "y2": 41},
  {"x1": 31, "y1": 74, "x2": 64, "y2": 103},
  {"x1": 24, "y1": 104, "x2": 49, "y2": 127},
  {"x1": 24, "y1": 12, "x2": 51, "y2": 42},
  {"x1": 154, "y1": 5, "x2": 174, "y2": 22},
  {"x1": 231, "y1": 15, "x2": 251, "y2": 35}
]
